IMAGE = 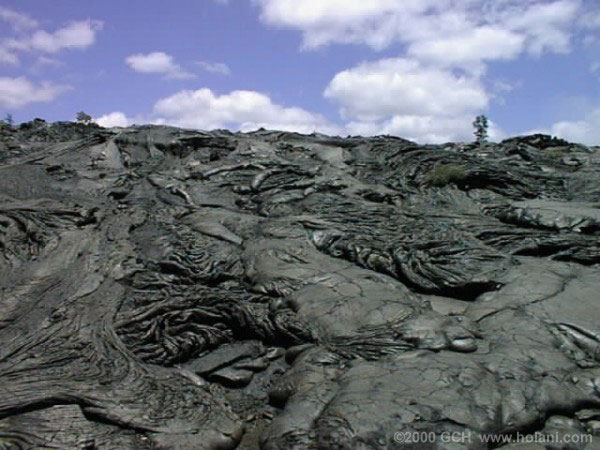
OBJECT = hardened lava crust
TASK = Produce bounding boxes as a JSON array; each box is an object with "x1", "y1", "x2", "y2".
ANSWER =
[{"x1": 1, "y1": 119, "x2": 599, "y2": 449}]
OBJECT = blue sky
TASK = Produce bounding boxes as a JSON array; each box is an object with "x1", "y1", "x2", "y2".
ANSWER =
[{"x1": 1, "y1": 0, "x2": 600, "y2": 144}]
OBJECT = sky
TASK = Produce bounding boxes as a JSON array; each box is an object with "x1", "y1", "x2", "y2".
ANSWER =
[{"x1": 1, "y1": 0, "x2": 600, "y2": 144}]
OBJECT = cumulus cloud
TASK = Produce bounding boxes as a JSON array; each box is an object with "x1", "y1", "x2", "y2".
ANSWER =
[
  {"x1": 323, "y1": 57, "x2": 493, "y2": 142},
  {"x1": 0, "y1": 17, "x2": 103, "y2": 65},
  {"x1": 501, "y1": 0, "x2": 579, "y2": 56},
  {"x1": 254, "y1": 0, "x2": 580, "y2": 60},
  {"x1": 0, "y1": 77, "x2": 70, "y2": 108},
  {"x1": 196, "y1": 61, "x2": 231, "y2": 75},
  {"x1": 97, "y1": 88, "x2": 339, "y2": 135},
  {"x1": 125, "y1": 52, "x2": 194, "y2": 79},
  {"x1": 255, "y1": 0, "x2": 429, "y2": 49},
  {"x1": 537, "y1": 109, "x2": 600, "y2": 145},
  {"x1": 152, "y1": 88, "x2": 340, "y2": 134},
  {"x1": 407, "y1": 26, "x2": 525, "y2": 72},
  {"x1": 5, "y1": 20, "x2": 103, "y2": 53},
  {"x1": 325, "y1": 58, "x2": 488, "y2": 120},
  {"x1": 95, "y1": 112, "x2": 130, "y2": 128}
]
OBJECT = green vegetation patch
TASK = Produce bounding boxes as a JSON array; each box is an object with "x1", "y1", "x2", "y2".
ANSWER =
[
  {"x1": 545, "y1": 148, "x2": 568, "y2": 159},
  {"x1": 426, "y1": 164, "x2": 468, "y2": 186}
]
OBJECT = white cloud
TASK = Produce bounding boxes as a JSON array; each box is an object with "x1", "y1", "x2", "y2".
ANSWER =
[
  {"x1": 152, "y1": 88, "x2": 340, "y2": 134},
  {"x1": 407, "y1": 26, "x2": 525, "y2": 72},
  {"x1": 324, "y1": 57, "x2": 488, "y2": 120},
  {"x1": 6, "y1": 20, "x2": 103, "y2": 53},
  {"x1": 95, "y1": 112, "x2": 130, "y2": 128},
  {"x1": 196, "y1": 61, "x2": 231, "y2": 75},
  {"x1": 99, "y1": 88, "x2": 339, "y2": 134},
  {"x1": 254, "y1": 0, "x2": 444, "y2": 50},
  {"x1": 254, "y1": 0, "x2": 580, "y2": 60},
  {"x1": 1, "y1": 19, "x2": 103, "y2": 65},
  {"x1": 0, "y1": 6, "x2": 38, "y2": 31},
  {"x1": 125, "y1": 52, "x2": 194, "y2": 79},
  {"x1": 501, "y1": 0, "x2": 579, "y2": 55},
  {"x1": 539, "y1": 108, "x2": 600, "y2": 145},
  {"x1": 322, "y1": 57, "x2": 511, "y2": 143},
  {"x1": 346, "y1": 115, "x2": 506, "y2": 143},
  {"x1": 0, "y1": 77, "x2": 70, "y2": 108}
]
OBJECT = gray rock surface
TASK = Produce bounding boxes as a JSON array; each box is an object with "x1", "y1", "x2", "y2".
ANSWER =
[{"x1": 0, "y1": 121, "x2": 599, "y2": 449}]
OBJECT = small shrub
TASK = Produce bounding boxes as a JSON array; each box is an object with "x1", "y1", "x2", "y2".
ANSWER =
[
  {"x1": 545, "y1": 148, "x2": 567, "y2": 159},
  {"x1": 426, "y1": 164, "x2": 468, "y2": 186}
]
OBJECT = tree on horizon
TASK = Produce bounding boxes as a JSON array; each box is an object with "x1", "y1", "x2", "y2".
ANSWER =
[{"x1": 473, "y1": 115, "x2": 488, "y2": 144}]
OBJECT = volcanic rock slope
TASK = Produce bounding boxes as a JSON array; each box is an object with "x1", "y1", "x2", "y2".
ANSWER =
[{"x1": 0, "y1": 120, "x2": 599, "y2": 450}]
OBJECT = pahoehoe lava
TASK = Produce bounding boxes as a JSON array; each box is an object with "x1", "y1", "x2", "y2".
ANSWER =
[{"x1": 1, "y1": 119, "x2": 599, "y2": 449}]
